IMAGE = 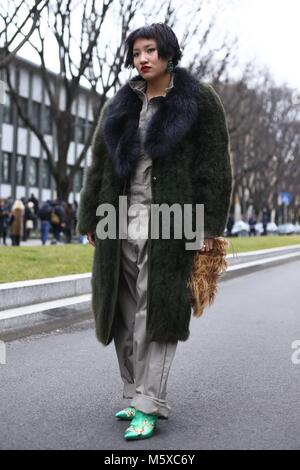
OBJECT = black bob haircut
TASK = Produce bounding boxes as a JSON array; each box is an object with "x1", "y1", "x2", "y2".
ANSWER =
[{"x1": 124, "y1": 22, "x2": 182, "y2": 69}]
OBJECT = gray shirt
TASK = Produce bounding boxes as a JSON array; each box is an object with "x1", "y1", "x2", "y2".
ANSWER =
[{"x1": 125, "y1": 74, "x2": 174, "y2": 240}]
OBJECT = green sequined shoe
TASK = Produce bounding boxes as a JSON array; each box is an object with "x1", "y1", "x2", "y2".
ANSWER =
[
  {"x1": 115, "y1": 407, "x2": 136, "y2": 420},
  {"x1": 124, "y1": 410, "x2": 157, "y2": 440}
]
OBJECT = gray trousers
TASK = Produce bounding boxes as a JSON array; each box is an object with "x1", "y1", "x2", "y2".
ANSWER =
[{"x1": 113, "y1": 236, "x2": 177, "y2": 418}]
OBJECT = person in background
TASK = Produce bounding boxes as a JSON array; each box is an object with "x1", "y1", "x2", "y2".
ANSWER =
[
  {"x1": 28, "y1": 193, "x2": 39, "y2": 231},
  {"x1": 248, "y1": 213, "x2": 257, "y2": 236},
  {"x1": 0, "y1": 198, "x2": 9, "y2": 245},
  {"x1": 72, "y1": 200, "x2": 78, "y2": 236},
  {"x1": 9, "y1": 199, "x2": 25, "y2": 246},
  {"x1": 226, "y1": 213, "x2": 234, "y2": 236},
  {"x1": 23, "y1": 201, "x2": 36, "y2": 241},
  {"x1": 261, "y1": 207, "x2": 269, "y2": 236},
  {"x1": 6, "y1": 196, "x2": 14, "y2": 212},
  {"x1": 38, "y1": 200, "x2": 52, "y2": 245},
  {"x1": 51, "y1": 199, "x2": 65, "y2": 243}
]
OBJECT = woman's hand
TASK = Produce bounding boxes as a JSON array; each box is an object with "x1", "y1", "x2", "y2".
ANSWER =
[
  {"x1": 87, "y1": 231, "x2": 96, "y2": 247},
  {"x1": 199, "y1": 238, "x2": 214, "y2": 252}
]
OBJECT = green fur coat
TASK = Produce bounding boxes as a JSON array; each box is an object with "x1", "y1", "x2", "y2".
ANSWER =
[{"x1": 77, "y1": 66, "x2": 233, "y2": 345}]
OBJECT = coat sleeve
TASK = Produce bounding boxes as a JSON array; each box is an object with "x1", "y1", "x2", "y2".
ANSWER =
[
  {"x1": 76, "y1": 100, "x2": 111, "y2": 235},
  {"x1": 193, "y1": 84, "x2": 233, "y2": 238}
]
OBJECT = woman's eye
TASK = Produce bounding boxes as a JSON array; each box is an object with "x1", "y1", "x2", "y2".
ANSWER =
[{"x1": 133, "y1": 48, "x2": 155, "y2": 58}]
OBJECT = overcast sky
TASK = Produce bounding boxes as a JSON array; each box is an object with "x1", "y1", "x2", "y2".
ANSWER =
[
  {"x1": 216, "y1": 0, "x2": 300, "y2": 89},
  {"x1": 16, "y1": 0, "x2": 300, "y2": 91}
]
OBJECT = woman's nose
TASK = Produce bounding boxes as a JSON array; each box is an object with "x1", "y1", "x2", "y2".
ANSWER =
[{"x1": 140, "y1": 54, "x2": 149, "y2": 64}]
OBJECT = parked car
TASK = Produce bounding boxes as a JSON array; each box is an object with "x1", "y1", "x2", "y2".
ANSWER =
[
  {"x1": 255, "y1": 222, "x2": 278, "y2": 235},
  {"x1": 231, "y1": 220, "x2": 250, "y2": 236},
  {"x1": 277, "y1": 223, "x2": 296, "y2": 235},
  {"x1": 294, "y1": 224, "x2": 300, "y2": 234}
]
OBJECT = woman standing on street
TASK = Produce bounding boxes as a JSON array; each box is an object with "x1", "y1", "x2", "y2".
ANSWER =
[{"x1": 77, "y1": 23, "x2": 232, "y2": 441}]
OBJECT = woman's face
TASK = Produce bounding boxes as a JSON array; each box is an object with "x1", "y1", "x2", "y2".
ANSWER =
[{"x1": 132, "y1": 38, "x2": 168, "y2": 79}]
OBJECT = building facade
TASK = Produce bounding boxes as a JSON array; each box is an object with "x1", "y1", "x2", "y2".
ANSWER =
[{"x1": 0, "y1": 56, "x2": 94, "y2": 202}]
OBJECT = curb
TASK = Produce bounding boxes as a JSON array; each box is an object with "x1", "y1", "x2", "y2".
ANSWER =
[
  {"x1": 223, "y1": 249, "x2": 300, "y2": 281},
  {"x1": 0, "y1": 273, "x2": 91, "y2": 310},
  {"x1": 0, "y1": 301, "x2": 93, "y2": 342}
]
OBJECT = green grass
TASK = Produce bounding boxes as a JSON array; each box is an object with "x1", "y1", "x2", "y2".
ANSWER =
[
  {"x1": 0, "y1": 244, "x2": 94, "y2": 283},
  {"x1": 227, "y1": 235, "x2": 300, "y2": 254},
  {"x1": 0, "y1": 235, "x2": 300, "y2": 283}
]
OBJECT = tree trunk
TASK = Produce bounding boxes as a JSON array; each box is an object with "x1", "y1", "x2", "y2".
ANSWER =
[{"x1": 56, "y1": 177, "x2": 71, "y2": 202}]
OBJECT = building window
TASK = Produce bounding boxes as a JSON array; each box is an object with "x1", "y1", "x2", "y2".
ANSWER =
[
  {"x1": 18, "y1": 97, "x2": 28, "y2": 128},
  {"x1": 16, "y1": 155, "x2": 25, "y2": 185},
  {"x1": 44, "y1": 106, "x2": 53, "y2": 135},
  {"x1": 3, "y1": 93, "x2": 13, "y2": 124},
  {"x1": 29, "y1": 158, "x2": 39, "y2": 187},
  {"x1": 42, "y1": 159, "x2": 51, "y2": 189},
  {"x1": 1, "y1": 152, "x2": 12, "y2": 183},
  {"x1": 32, "y1": 101, "x2": 41, "y2": 131},
  {"x1": 71, "y1": 116, "x2": 86, "y2": 144}
]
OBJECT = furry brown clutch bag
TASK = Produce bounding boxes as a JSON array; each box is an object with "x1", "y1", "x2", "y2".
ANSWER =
[{"x1": 187, "y1": 237, "x2": 229, "y2": 317}]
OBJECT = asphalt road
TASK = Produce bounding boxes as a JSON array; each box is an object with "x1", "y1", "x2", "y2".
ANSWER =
[{"x1": 1, "y1": 259, "x2": 300, "y2": 450}]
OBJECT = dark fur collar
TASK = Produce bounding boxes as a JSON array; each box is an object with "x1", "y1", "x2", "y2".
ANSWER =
[{"x1": 101, "y1": 66, "x2": 200, "y2": 178}]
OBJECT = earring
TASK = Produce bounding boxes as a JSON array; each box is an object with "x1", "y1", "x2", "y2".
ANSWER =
[{"x1": 166, "y1": 58, "x2": 174, "y2": 73}]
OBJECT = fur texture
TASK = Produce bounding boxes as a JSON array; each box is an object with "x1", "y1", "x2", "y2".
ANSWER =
[
  {"x1": 187, "y1": 237, "x2": 229, "y2": 317},
  {"x1": 102, "y1": 67, "x2": 199, "y2": 178},
  {"x1": 77, "y1": 66, "x2": 233, "y2": 345}
]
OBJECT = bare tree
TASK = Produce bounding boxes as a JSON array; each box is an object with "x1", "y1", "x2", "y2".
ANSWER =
[
  {"x1": 5, "y1": 0, "x2": 241, "y2": 201},
  {"x1": 0, "y1": 0, "x2": 49, "y2": 69},
  {"x1": 161, "y1": 0, "x2": 239, "y2": 83},
  {"x1": 215, "y1": 65, "x2": 300, "y2": 223},
  {"x1": 5, "y1": 0, "x2": 143, "y2": 201}
]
